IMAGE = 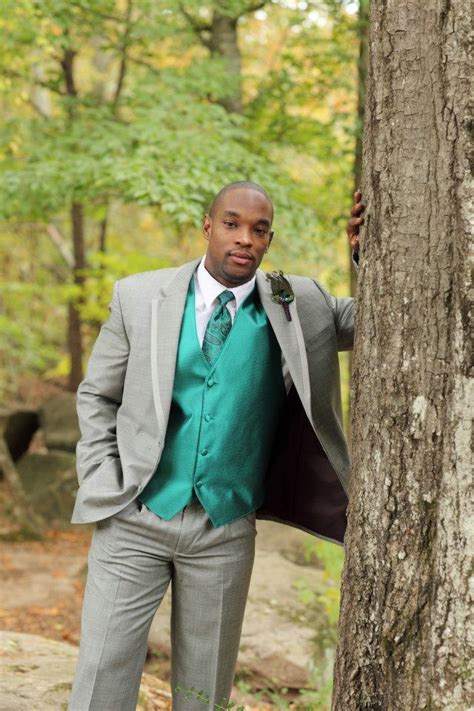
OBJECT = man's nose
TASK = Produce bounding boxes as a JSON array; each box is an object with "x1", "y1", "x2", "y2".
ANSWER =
[{"x1": 236, "y1": 228, "x2": 252, "y2": 245}]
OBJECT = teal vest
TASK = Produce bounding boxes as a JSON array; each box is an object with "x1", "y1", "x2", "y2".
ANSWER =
[{"x1": 140, "y1": 278, "x2": 286, "y2": 527}]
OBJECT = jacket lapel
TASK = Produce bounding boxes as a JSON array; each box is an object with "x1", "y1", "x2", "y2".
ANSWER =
[
  {"x1": 150, "y1": 258, "x2": 201, "y2": 434},
  {"x1": 151, "y1": 261, "x2": 312, "y2": 435},
  {"x1": 256, "y1": 270, "x2": 312, "y2": 418}
]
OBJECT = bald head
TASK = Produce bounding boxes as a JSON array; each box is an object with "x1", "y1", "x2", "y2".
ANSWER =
[{"x1": 209, "y1": 181, "x2": 273, "y2": 223}]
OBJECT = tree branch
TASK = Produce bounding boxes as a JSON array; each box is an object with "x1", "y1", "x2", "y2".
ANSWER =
[
  {"x1": 111, "y1": 0, "x2": 133, "y2": 114},
  {"x1": 0, "y1": 68, "x2": 66, "y2": 96},
  {"x1": 179, "y1": 5, "x2": 212, "y2": 48},
  {"x1": 216, "y1": 0, "x2": 270, "y2": 19},
  {"x1": 46, "y1": 224, "x2": 74, "y2": 268},
  {"x1": 86, "y1": 8, "x2": 125, "y2": 24},
  {"x1": 242, "y1": 1, "x2": 269, "y2": 15},
  {"x1": 179, "y1": 4, "x2": 212, "y2": 32},
  {"x1": 60, "y1": 49, "x2": 78, "y2": 97},
  {"x1": 28, "y1": 97, "x2": 50, "y2": 118},
  {"x1": 126, "y1": 54, "x2": 160, "y2": 75}
]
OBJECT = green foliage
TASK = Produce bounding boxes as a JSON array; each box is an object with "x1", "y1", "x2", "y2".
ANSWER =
[
  {"x1": 79, "y1": 251, "x2": 169, "y2": 324},
  {"x1": 174, "y1": 684, "x2": 245, "y2": 710},
  {"x1": 0, "y1": 0, "x2": 358, "y2": 395},
  {"x1": 303, "y1": 536, "x2": 344, "y2": 581},
  {"x1": 0, "y1": 284, "x2": 65, "y2": 399},
  {"x1": 0, "y1": 1, "x2": 349, "y2": 243},
  {"x1": 293, "y1": 538, "x2": 345, "y2": 709}
]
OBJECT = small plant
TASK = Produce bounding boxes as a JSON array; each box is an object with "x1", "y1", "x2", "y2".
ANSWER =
[
  {"x1": 174, "y1": 685, "x2": 245, "y2": 710},
  {"x1": 294, "y1": 537, "x2": 345, "y2": 710}
]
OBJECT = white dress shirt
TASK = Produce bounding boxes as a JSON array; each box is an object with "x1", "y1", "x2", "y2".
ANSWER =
[{"x1": 194, "y1": 257, "x2": 292, "y2": 392}]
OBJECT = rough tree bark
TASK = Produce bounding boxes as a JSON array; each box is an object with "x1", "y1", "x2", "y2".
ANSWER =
[
  {"x1": 348, "y1": 0, "x2": 370, "y2": 444},
  {"x1": 350, "y1": 0, "x2": 369, "y2": 299},
  {"x1": 333, "y1": 1, "x2": 472, "y2": 710}
]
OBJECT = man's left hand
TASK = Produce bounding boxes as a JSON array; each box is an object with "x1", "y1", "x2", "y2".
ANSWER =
[{"x1": 346, "y1": 190, "x2": 365, "y2": 254}]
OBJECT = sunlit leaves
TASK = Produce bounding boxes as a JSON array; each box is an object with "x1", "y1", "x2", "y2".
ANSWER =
[{"x1": 0, "y1": 0, "x2": 360, "y2": 396}]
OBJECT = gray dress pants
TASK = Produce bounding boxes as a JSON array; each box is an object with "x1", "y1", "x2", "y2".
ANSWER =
[{"x1": 68, "y1": 497, "x2": 256, "y2": 711}]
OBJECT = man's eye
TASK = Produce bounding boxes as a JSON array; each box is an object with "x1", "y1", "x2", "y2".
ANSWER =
[
  {"x1": 255, "y1": 228, "x2": 267, "y2": 235},
  {"x1": 224, "y1": 221, "x2": 236, "y2": 228}
]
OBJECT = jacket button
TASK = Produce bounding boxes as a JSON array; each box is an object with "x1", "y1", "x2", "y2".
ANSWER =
[
  {"x1": 207, "y1": 379, "x2": 215, "y2": 387},
  {"x1": 204, "y1": 414, "x2": 213, "y2": 422},
  {"x1": 201, "y1": 448, "x2": 208, "y2": 456}
]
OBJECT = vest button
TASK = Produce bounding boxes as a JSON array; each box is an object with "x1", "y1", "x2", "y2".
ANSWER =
[
  {"x1": 204, "y1": 414, "x2": 213, "y2": 422},
  {"x1": 201, "y1": 448, "x2": 208, "y2": 456}
]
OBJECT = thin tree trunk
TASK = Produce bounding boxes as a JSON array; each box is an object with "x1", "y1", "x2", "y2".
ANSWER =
[
  {"x1": 61, "y1": 49, "x2": 87, "y2": 391},
  {"x1": 68, "y1": 201, "x2": 86, "y2": 391},
  {"x1": 333, "y1": 1, "x2": 471, "y2": 709},
  {"x1": 98, "y1": 213, "x2": 108, "y2": 253}
]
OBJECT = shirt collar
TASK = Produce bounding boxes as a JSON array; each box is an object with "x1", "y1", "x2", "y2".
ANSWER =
[{"x1": 196, "y1": 256, "x2": 256, "y2": 311}]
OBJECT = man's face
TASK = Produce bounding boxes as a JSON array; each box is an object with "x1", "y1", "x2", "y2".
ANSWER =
[{"x1": 203, "y1": 188, "x2": 274, "y2": 287}]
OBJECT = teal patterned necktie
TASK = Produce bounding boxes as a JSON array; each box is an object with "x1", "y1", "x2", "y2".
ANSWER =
[{"x1": 202, "y1": 290, "x2": 236, "y2": 365}]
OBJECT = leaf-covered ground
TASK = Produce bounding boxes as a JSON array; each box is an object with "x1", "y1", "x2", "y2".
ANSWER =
[{"x1": 0, "y1": 528, "x2": 89, "y2": 646}]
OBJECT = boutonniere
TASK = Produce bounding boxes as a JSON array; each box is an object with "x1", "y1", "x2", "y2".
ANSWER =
[{"x1": 265, "y1": 270, "x2": 294, "y2": 322}]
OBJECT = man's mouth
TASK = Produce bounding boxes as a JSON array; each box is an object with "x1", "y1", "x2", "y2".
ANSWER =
[{"x1": 229, "y1": 252, "x2": 254, "y2": 266}]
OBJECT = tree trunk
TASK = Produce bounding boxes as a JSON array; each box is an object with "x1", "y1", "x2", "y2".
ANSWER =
[
  {"x1": 350, "y1": 0, "x2": 369, "y2": 300},
  {"x1": 61, "y1": 50, "x2": 86, "y2": 391},
  {"x1": 348, "y1": 0, "x2": 370, "y2": 444},
  {"x1": 67, "y1": 202, "x2": 86, "y2": 391},
  {"x1": 209, "y1": 12, "x2": 242, "y2": 113},
  {"x1": 182, "y1": 4, "x2": 270, "y2": 114},
  {"x1": 333, "y1": 2, "x2": 471, "y2": 709}
]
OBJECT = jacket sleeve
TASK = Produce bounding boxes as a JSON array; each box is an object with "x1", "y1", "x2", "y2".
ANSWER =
[
  {"x1": 75, "y1": 280, "x2": 130, "y2": 486},
  {"x1": 311, "y1": 278, "x2": 354, "y2": 352}
]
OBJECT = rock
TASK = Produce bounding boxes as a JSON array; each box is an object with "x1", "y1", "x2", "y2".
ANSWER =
[
  {"x1": 0, "y1": 407, "x2": 39, "y2": 463},
  {"x1": 40, "y1": 393, "x2": 80, "y2": 453},
  {"x1": 0, "y1": 631, "x2": 77, "y2": 711},
  {"x1": 0, "y1": 631, "x2": 172, "y2": 710},
  {"x1": 15, "y1": 451, "x2": 77, "y2": 523}
]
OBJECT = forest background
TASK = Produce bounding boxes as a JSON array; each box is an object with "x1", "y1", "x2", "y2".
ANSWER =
[
  {"x1": 0, "y1": 1, "x2": 365, "y2": 708},
  {"x1": 0, "y1": 0, "x2": 363, "y2": 402}
]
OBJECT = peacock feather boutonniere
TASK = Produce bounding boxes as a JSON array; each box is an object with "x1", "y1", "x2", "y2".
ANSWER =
[{"x1": 265, "y1": 270, "x2": 294, "y2": 322}]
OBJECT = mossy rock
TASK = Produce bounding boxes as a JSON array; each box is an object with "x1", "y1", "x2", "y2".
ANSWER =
[
  {"x1": 15, "y1": 450, "x2": 77, "y2": 523},
  {"x1": 40, "y1": 393, "x2": 80, "y2": 453}
]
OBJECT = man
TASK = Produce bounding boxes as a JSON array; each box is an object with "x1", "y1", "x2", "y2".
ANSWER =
[{"x1": 68, "y1": 181, "x2": 364, "y2": 710}]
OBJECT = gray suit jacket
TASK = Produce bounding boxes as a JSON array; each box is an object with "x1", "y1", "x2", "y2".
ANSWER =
[{"x1": 72, "y1": 258, "x2": 354, "y2": 544}]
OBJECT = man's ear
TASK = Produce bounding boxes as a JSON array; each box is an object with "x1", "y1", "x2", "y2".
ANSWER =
[
  {"x1": 203, "y1": 214, "x2": 211, "y2": 240},
  {"x1": 268, "y1": 230, "x2": 274, "y2": 248}
]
